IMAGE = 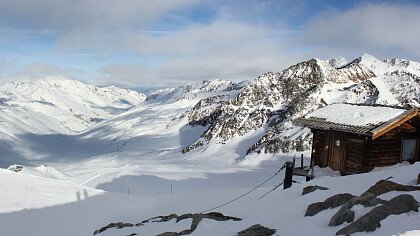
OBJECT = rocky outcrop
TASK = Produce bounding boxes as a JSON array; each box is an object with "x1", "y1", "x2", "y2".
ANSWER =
[
  {"x1": 305, "y1": 193, "x2": 356, "y2": 217},
  {"x1": 93, "y1": 222, "x2": 143, "y2": 235},
  {"x1": 328, "y1": 193, "x2": 387, "y2": 226},
  {"x1": 302, "y1": 185, "x2": 329, "y2": 195},
  {"x1": 336, "y1": 194, "x2": 419, "y2": 235},
  {"x1": 237, "y1": 224, "x2": 276, "y2": 236},
  {"x1": 93, "y1": 212, "x2": 241, "y2": 236},
  {"x1": 361, "y1": 179, "x2": 420, "y2": 197},
  {"x1": 305, "y1": 179, "x2": 420, "y2": 235}
]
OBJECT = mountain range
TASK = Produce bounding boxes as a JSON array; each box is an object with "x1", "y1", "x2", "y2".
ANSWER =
[{"x1": 0, "y1": 54, "x2": 419, "y2": 167}]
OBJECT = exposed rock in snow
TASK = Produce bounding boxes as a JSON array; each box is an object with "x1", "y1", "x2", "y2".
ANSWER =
[
  {"x1": 327, "y1": 56, "x2": 348, "y2": 68},
  {"x1": 237, "y1": 224, "x2": 276, "y2": 236},
  {"x1": 305, "y1": 193, "x2": 356, "y2": 217},
  {"x1": 94, "y1": 212, "x2": 242, "y2": 236},
  {"x1": 302, "y1": 185, "x2": 329, "y2": 195},
  {"x1": 336, "y1": 194, "x2": 419, "y2": 235}
]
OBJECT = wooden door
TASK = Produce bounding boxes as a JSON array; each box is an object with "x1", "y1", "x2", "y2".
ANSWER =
[{"x1": 329, "y1": 132, "x2": 346, "y2": 171}]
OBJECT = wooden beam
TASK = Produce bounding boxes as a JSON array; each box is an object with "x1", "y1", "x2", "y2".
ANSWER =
[
  {"x1": 371, "y1": 108, "x2": 419, "y2": 139},
  {"x1": 398, "y1": 123, "x2": 417, "y2": 132}
]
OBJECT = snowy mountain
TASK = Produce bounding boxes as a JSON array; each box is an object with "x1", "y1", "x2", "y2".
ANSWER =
[
  {"x1": 0, "y1": 54, "x2": 418, "y2": 167},
  {"x1": 0, "y1": 77, "x2": 146, "y2": 166},
  {"x1": 0, "y1": 77, "x2": 146, "y2": 134},
  {"x1": 182, "y1": 54, "x2": 420, "y2": 155}
]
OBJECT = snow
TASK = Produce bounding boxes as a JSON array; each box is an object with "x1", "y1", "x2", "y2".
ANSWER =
[
  {"x1": 0, "y1": 161, "x2": 419, "y2": 236},
  {"x1": 304, "y1": 103, "x2": 406, "y2": 126},
  {"x1": 0, "y1": 55, "x2": 419, "y2": 235}
]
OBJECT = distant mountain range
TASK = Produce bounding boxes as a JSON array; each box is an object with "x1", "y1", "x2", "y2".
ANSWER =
[{"x1": 0, "y1": 54, "x2": 419, "y2": 166}]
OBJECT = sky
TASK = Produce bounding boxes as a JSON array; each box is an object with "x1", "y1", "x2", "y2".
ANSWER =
[{"x1": 0, "y1": 0, "x2": 419, "y2": 88}]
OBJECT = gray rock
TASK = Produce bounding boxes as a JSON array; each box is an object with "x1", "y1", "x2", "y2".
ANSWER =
[
  {"x1": 93, "y1": 222, "x2": 140, "y2": 235},
  {"x1": 417, "y1": 173, "x2": 420, "y2": 185},
  {"x1": 362, "y1": 180, "x2": 420, "y2": 197},
  {"x1": 336, "y1": 194, "x2": 420, "y2": 235},
  {"x1": 329, "y1": 193, "x2": 387, "y2": 226},
  {"x1": 305, "y1": 193, "x2": 356, "y2": 217},
  {"x1": 94, "y1": 212, "x2": 241, "y2": 235},
  {"x1": 302, "y1": 185, "x2": 329, "y2": 195},
  {"x1": 237, "y1": 224, "x2": 276, "y2": 236}
]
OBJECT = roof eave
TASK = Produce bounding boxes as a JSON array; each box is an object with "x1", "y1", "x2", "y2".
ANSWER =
[{"x1": 370, "y1": 107, "x2": 419, "y2": 139}]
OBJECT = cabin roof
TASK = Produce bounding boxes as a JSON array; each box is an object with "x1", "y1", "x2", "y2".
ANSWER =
[{"x1": 294, "y1": 104, "x2": 419, "y2": 139}]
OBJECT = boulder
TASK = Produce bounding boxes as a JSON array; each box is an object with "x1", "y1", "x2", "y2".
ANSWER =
[
  {"x1": 336, "y1": 194, "x2": 420, "y2": 235},
  {"x1": 329, "y1": 193, "x2": 387, "y2": 226},
  {"x1": 305, "y1": 193, "x2": 356, "y2": 217},
  {"x1": 237, "y1": 224, "x2": 276, "y2": 236},
  {"x1": 302, "y1": 185, "x2": 329, "y2": 195},
  {"x1": 362, "y1": 180, "x2": 420, "y2": 197}
]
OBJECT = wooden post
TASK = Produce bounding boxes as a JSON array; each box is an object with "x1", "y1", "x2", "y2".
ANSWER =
[
  {"x1": 301, "y1": 154, "x2": 304, "y2": 168},
  {"x1": 284, "y1": 161, "x2": 294, "y2": 189}
]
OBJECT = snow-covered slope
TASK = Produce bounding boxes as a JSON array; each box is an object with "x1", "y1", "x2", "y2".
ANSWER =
[
  {"x1": 0, "y1": 77, "x2": 146, "y2": 134},
  {"x1": 0, "y1": 77, "x2": 146, "y2": 166},
  {"x1": 0, "y1": 159, "x2": 418, "y2": 236}
]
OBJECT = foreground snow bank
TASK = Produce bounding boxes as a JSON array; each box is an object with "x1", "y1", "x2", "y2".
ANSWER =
[{"x1": 0, "y1": 162, "x2": 419, "y2": 236}]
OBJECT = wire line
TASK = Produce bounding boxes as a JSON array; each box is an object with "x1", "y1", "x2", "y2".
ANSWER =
[{"x1": 199, "y1": 163, "x2": 286, "y2": 213}]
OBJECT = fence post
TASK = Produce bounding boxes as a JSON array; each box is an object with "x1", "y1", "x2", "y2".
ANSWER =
[
  {"x1": 284, "y1": 161, "x2": 294, "y2": 189},
  {"x1": 301, "y1": 154, "x2": 304, "y2": 168}
]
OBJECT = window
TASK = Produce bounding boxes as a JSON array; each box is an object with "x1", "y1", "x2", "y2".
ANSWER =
[
  {"x1": 334, "y1": 139, "x2": 341, "y2": 147},
  {"x1": 402, "y1": 139, "x2": 417, "y2": 161}
]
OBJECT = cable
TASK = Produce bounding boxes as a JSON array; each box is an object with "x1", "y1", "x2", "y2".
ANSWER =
[
  {"x1": 258, "y1": 180, "x2": 284, "y2": 200},
  {"x1": 199, "y1": 163, "x2": 286, "y2": 213}
]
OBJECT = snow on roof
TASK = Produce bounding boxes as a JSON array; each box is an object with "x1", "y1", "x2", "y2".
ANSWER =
[{"x1": 304, "y1": 104, "x2": 406, "y2": 126}]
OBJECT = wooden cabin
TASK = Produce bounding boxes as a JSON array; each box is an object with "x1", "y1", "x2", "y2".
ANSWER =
[{"x1": 294, "y1": 104, "x2": 420, "y2": 175}]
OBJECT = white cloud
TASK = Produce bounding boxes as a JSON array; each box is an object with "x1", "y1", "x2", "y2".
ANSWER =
[
  {"x1": 1, "y1": 1, "x2": 420, "y2": 88},
  {"x1": 97, "y1": 18, "x2": 303, "y2": 86},
  {"x1": 0, "y1": 0, "x2": 199, "y2": 30},
  {"x1": 302, "y1": 3, "x2": 420, "y2": 59}
]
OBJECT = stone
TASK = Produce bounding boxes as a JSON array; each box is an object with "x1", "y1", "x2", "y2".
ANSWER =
[
  {"x1": 329, "y1": 193, "x2": 387, "y2": 226},
  {"x1": 336, "y1": 194, "x2": 420, "y2": 235},
  {"x1": 305, "y1": 193, "x2": 356, "y2": 217},
  {"x1": 93, "y1": 222, "x2": 139, "y2": 235},
  {"x1": 302, "y1": 185, "x2": 329, "y2": 195},
  {"x1": 95, "y1": 212, "x2": 241, "y2": 235},
  {"x1": 237, "y1": 224, "x2": 276, "y2": 236},
  {"x1": 362, "y1": 180, "x2": 420, "y2": 197}
]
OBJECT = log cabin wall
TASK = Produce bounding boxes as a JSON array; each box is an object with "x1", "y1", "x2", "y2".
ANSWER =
[
  {"x1": 368, "y1": 136, "x2": 401, "y2": 171},
  {"x1": 367, "y1": 119, "x2": 419, "y2": 170}
]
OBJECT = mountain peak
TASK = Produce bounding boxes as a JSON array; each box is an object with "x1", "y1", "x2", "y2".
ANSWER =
[{"x1": 327, "y1": 56, "x2": 348, "y2": 68}]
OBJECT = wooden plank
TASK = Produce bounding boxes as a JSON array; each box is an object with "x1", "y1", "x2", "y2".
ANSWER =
[{"x1": 371, "y1": 108, "x2": 419, "y2": 139}]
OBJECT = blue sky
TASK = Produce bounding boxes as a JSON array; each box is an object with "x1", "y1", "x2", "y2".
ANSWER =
[{"x1": 0, "y1": 0, "x2": 419, "y2": 88}]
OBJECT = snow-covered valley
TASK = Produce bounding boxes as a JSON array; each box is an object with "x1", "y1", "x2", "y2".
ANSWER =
[{"x1": 0, "y1": 54, "x2": 419, "y2": 235}]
